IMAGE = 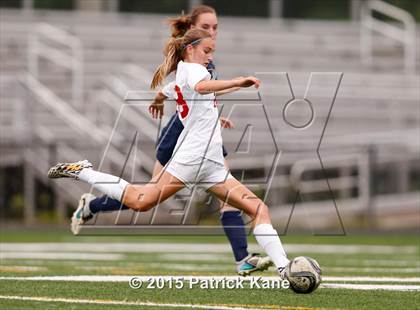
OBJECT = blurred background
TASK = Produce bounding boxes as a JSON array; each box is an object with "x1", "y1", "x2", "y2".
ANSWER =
[{"x1": 0, "y1": 0, "x2": 419, "y2": 233}]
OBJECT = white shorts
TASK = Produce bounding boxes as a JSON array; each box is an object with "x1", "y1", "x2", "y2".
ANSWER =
[{"x1": 165, "y1": 159, "x2": 233, "y2": 190}]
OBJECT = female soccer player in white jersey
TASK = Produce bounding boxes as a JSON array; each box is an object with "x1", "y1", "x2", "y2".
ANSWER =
[
  {"x1": 48, "y1": 28, "x2": 290, "y2": 277},
  {"x1": 74, "y1": 5, "x2": 271, "y2": 276}
]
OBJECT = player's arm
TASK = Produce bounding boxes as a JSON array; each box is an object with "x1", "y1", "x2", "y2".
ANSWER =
[
  {"x1": 149, "y1": 81, "x2": 176, "y2": 119},
  {"x1": 148, "y1": 90, "x2": 167, "y2": 119},
  {"x1": 195, "y1": 76, "x2": 260, "y2": 95},
  {"x1": 215, "y1": 86, "x2": 241, "y2": 96},
  {"x1": 220, "y1": 117, "x2": 234, "y2": 129},
  {"x1": 215, "y1": 76, "x2": 244, "y2": 96}
]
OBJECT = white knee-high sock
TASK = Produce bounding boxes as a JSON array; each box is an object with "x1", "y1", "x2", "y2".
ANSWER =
[
  {"x1": 78, "y1": 169, "x2": 129, "y2": 201},
  {"x1": 253, "y1": 223, "x2": 289, "y2": 268}
]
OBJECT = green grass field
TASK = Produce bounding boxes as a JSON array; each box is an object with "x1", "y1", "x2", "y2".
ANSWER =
[{"x1": 1, "y1": 228, "x2": 419, "y2": 309}]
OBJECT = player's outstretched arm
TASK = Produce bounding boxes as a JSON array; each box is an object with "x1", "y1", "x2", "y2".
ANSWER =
[
  {"x1": 215, "y1": 86, "x2": 240, "y2": 96},
  {"x1": 215, "y1": 76, "x2": 245, "y2": 96},
  {"x1": 195, "y1": 76, "x2": 260, "y2": 94}
]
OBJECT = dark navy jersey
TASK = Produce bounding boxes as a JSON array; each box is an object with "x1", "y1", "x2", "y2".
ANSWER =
[
  {"x1": 156, "y1": 61, "x2": 227, "y2": 166},
  {"x1": 207, "y1": 61, "x2": 218, "y2": 80}
]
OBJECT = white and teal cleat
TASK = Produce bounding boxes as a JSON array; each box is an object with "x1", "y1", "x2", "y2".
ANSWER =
[
  {"x1": 71, "y1": 193, "x2": 96, "y2": 235},
  {"x1": 237, "y1": 253, "x2": 273, "y2": 276},
  {"x1": 48, "y1": 160, "x2": 93, "y2": 179}
]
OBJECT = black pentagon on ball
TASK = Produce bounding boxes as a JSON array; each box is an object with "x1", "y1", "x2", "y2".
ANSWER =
[{"x1": 288, "y1": 271, "x2": 320, "y2": 294}]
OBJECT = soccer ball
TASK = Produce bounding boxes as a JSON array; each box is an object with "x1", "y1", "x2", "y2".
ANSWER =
[{"x1": 285, "y1": 256, "x2": 322, "y2": 294}]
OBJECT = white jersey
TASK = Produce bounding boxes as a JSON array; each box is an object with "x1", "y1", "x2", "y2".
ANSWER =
[{"x1": 163, "y1": 60, "x2": 224, "y2": 165}]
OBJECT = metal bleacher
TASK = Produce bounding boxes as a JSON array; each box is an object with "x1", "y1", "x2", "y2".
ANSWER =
[{"x1": 1, "y1": 5, "x2": 419, "y2": 230}]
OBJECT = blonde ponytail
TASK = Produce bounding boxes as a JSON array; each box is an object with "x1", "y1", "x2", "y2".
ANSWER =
[
  {"x1": 150, "y1": 29, "x2": 211, "y2": 89},
  {"x1": 151, "y1": 38, "x2": 182, "y2": 89}
]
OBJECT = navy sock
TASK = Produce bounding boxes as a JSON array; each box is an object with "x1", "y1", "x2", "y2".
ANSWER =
[
  {"x1": 220, "y1": 211, "x2": 249, "y2": 262},
  {"x1": 89, "y1": 195, "x2": 129, "y2": 214}
]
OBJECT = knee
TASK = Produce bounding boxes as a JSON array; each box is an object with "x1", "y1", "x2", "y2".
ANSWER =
[
  {"x1": 252, "y1": 203, "x2": 270, "y2": 219},
  {"x1": 123, "y1": 185, "x2": 159, "y2": 212},
  {"x1": 132, "y1": 195, "x2": 156, "y2": 212}
]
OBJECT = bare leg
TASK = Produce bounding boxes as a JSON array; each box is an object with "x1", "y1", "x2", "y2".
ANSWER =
[
  {"x1": 218, "y1": 161, "x2": 252, "y2": 264},
  {"x1": 77, "y1": 166, "x2": 184, "y2": 213},
  {"x1": 219, "y1": 159, "x2": 238, "y2": 212},
  {"x1": 122, "y1": 169, "x2": 184, "y2": 212},
  {"x1": 209, "y1": 177, "x2": 289, "y2": 269},
  {"x1": 209, "y1": 177, "x2": 271, "y2": 227},
  {"x1": 152, "y1": 160, "x2": 164, "y2": 178}
]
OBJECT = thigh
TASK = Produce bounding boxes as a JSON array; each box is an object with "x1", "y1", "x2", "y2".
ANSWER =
[
  {"x1": 152, "y1": 160, "x2": 164, "y2": 178},
  {"x1": 218, "y1": 159, "x2": 237, "y2": 213},
  {"x1": 123, "y1": 170, "x2": 184, "y2": 210}
]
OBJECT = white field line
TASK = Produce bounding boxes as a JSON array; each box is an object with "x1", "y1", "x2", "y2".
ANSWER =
[
  {"x1": 326, "y1": 267, "x2": 420, "y2": 273},
  {"x1": 338, "y1": 259, "x2": 420, "y2": 267},
  {"x1": 76, "y1": 263, "x2": 420, "y2": 273},
  {"x1": 0, "y1": 295, "x2": 270, "y2": 310},
  {"x1": 154, "y1": 255, "x2": 420, "y2": 266},
  {"x1": 146, "y1": 263, "x2": 420, "y2": 273},
  {"x1": 76, "y1": 260, "x2": 420, "y2": 273},
  {"x1": 0, "y1": 252, "x2": 124, "y2": 261},
  {"x1": 1, "y1": 275, "x2": 419, "y2": 283},
  {"x1": 322, "y1": 283, "x2": 420, "y2": 291},
  {"x1": 1, "y1": 243, "x2": 417, "y2": 254},
  {"x1": 324, "y1": 276, "x2": 420, "y2": 283},
  {"x1": 1, "y1": 275, "x2": 420, "y2": 291}
]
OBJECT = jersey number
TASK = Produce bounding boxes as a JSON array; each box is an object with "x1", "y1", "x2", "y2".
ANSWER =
[{"x1": 175, "y1": 85, "x2": 189, "y2": 119}]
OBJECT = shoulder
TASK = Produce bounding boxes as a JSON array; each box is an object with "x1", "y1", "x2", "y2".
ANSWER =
[
  {"x1": 184, "y1": 62, "x2": 208, "y2": 72},
  {"x1": 177, "y1": 61, "x2": 211, "y2": 90},
  {"x1": 177, "y1": 61, "x2": 207, "y2": 76},
  {"x1": 184, "y1": 62, "x2": 211, "y2": 81}
]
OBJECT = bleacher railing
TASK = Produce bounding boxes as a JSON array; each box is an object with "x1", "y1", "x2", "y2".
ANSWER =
[
  {"x1": 24, "y1": 24, "x2": 163, "y2": 222},
  {"x1": 360, "y1": 0, "x2": 417, "y2": 73},
  {"x1": 28, "y1": 23, "x2": 84, "y2": 110}
]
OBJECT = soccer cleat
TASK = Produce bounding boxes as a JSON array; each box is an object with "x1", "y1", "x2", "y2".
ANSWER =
[
  {"x1": 71, "y1": 193, "x2": 96, "y2": 235},
  {"x1": 237, "y1": 253, "x2": 273, "y2": 276},
  {"x1": 278, "y1": 266, "x2": 288, "y2": 280},
  {"x1": 48, "y1": 160, "x2": 93, "y2": 179}
]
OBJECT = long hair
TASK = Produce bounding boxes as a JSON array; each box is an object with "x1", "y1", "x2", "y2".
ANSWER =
[
  {"x1": 150, "y1": 29, "x2": 211, "y2": 89},
  {"x1": 168, "y1": 5, "x2": 216, "y2": 38}
]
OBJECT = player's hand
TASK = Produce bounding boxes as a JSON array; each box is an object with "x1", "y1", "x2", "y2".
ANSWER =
[
  {"x1": 220, "y1": 117, "x2": 235, "y2": 129},
  {"x1": 148, "y1": 101, "x2": 164, "y2": 119},
  {"x1": 236, "y1": 76, "x2": 260, "y2": 89}
]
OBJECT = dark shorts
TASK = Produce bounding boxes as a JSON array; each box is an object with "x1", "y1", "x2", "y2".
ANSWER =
[{"x1": 156, "y1": 113, "x2": 228, "y2": 166}]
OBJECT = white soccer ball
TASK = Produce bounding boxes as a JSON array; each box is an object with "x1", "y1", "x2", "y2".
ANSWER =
[{"x1": 285, "y1": 256, "x2": 322, "y2": 294}]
